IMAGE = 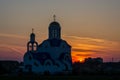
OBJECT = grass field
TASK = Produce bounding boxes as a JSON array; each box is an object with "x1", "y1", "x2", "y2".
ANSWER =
[{"x1": 0, "y1": 75, "x2": 120, "y2": 80}]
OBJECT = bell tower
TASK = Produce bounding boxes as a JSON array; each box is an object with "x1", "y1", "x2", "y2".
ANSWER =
[{"x1": 27, "y1": 29, "x2": 38, "y2": 52}]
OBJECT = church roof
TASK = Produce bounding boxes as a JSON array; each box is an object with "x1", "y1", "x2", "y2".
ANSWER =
[
  {"x1": 48, "y1": 39, "x2": 61, "y2": 47},
  {"x1": 39, "y1": 39, "x2": 71, "y2": 47}
]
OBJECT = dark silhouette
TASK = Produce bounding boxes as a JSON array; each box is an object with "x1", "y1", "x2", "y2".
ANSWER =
[
  {"x1": 23, "y1": 15, "x2": 72, "y2": 74},
  {"x1": 0, "y1": 61, "x2": 19, "y2": 75},
  {"x1": 73, "y1": 57, "x2": 120, "y2": 75}
]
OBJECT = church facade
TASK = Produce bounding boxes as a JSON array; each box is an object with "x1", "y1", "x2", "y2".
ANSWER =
[{"x1": 23, "y1": 16, "x2": 72, "y2": 74}]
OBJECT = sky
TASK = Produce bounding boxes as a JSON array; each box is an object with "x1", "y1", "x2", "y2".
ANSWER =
[{"x1": 0, "y1": 0, "x2": 120, "y2": 62}]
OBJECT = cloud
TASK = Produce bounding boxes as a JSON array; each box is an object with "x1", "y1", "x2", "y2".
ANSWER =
[
  {"x1": 64, "y1": 35, "x2": 120, "y2": 51},
  {"x1": 63, "y1": 35, "x2": 105, "y2": 43},
  {"x1": 76, "y1": 54, "x2": 92, "y2": 56},
  {"x1": 72, "y1": 48, "x2": 99, "y2": 53},
  {"x1": 0, "y1": 33, "x2": 27, "y2": 39},
  {"x1": 64, "y1": 35, "x2": 120, "y2": 62},
  {"x1": 0, "y1": 33, "x2": 28, "y2": 47},
  {"x1": 0, "y1": 44, "x2": 25, "y2": 54},
  {"x1": 0, "y1": 46, "x2": 23, "y2": 61}
]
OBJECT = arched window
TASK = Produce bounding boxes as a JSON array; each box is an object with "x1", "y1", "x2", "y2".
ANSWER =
[
  {"x1": 29, "y1": 43, "x2": 32, "y2": 51},
  {"x1": 54, "y1": 30, "x2": 57, "y2": 38},
  {"x1": 44, "y1": 60, "x2": 52, "y2": 66},
  {"x1": 46, "y1": 62, "x2": 51, "y2": 66},
  {"x1": 52, "y1": 29, "x2": 58, "y2": 38},
  {"x1": 33, "y1": 43, "x2": 37, "y2": 51}
]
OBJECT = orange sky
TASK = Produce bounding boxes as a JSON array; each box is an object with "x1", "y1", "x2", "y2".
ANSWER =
[
  {"x1": 0, "y1": 33, "x2": 120, "y2": 62},
  {"x1": 64, "y1": 35, "x2": 120, "y2": 62}
]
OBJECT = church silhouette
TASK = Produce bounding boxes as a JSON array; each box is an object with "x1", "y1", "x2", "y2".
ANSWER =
[{"x1": 23, "y1": 15, "x2": 72, "y2": 74}]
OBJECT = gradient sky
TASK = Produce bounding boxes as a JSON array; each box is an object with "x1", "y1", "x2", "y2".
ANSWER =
[{"x1": 0, "y1": 0, "x2": 120, "y2": 62}]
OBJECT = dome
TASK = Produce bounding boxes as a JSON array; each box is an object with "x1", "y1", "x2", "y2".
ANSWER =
[
  {"x1": 48, "y1": 16, "x2": 61, "y2": 39},
  {"x1": 50, "y1": 21, "x2": 60, "y2": 26},
  {"x1": 49, "y1": 21, "x2": 61, "y2": 29},
  {"x1": 30, "y1": 33, "x2": 35, "y2": 42},
  {"x1": 30, "y1": 33, "x2": 35, "y2": 36}
]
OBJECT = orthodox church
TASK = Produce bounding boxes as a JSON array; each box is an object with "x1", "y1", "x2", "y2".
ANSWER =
[{"x1": 23, "y1": 15, "x2": 72, "y2": 74}]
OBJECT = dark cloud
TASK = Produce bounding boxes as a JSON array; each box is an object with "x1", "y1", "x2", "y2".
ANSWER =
[
  {"x1": 72, "y1": 48, "x2": 99, "y2": 52},
  {"x1": 76, "y1": 54, "x2": 92, "y2": 56}
]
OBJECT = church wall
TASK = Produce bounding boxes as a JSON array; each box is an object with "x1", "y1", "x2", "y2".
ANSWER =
[{"x1": 38, "y1": 46, "x2": 70, "y2": 59}]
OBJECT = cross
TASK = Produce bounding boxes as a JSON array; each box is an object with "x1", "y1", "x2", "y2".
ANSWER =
[
  {"x1": 32, "y1": 28, "x2": 34, "y2": 33},
  {"x1": 53, "y1": 15, "x2": 56, "y2": 21}
]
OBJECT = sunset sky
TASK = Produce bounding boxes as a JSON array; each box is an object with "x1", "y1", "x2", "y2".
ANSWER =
[{"x1": 0, "y1": 0, "x2": 120, "y2": 62}]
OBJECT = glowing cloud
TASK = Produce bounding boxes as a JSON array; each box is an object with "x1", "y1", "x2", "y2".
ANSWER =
[{"x1": 63, "y1": 35, "x2": 120, "y2": 62}]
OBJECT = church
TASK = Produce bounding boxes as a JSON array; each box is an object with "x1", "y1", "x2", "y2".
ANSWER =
[{"x1": 23, "y1": 16, "x2": 72, "y2": 74}]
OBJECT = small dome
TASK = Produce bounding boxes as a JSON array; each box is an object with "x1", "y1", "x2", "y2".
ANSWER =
[{"x1": 30, "y1": 33, "x2": 35, "y2": 37}]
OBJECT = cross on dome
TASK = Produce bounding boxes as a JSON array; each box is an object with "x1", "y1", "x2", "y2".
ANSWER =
[
  {"x1": 53, "y1": 15, "x2": 56, "y2": 22},
  {"x1": 32, "y1": 28, "x2": 34, "y2": 33}
]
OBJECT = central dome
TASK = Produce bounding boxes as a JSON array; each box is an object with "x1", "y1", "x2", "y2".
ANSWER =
[
  {"x1": 50, "y1": 21, "x2": 60, "y2": 26},
  {"x1": 49, "y1": 21, "x2": 61, "y2": 30},
  {"x1": 48, "y1": 21, "x2": 61, "y2": 39}
]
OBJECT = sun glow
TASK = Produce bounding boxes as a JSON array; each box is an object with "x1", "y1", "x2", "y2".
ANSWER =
[{"x1": 79, "y1": 58, "x2": 85, "y2": 63}]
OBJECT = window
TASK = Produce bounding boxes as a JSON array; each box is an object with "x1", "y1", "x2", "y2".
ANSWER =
[
  {"x1": 52, "y1": 29, "x2": 57, "y2": 38},
  {"x1": 54, "y1": 30, "x2": 57, "y2": 38},
  {"x1": 29, "y1": 43, "x2": 32, "y2": 51},
  {"x1": 33, "y1": 43, "x2": 37, "y2": 51}
]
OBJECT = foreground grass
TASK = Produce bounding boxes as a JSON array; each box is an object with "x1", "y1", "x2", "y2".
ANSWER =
[{"x1": 0, "y1": 75, "x2": 120, "y2": 80}]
